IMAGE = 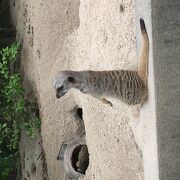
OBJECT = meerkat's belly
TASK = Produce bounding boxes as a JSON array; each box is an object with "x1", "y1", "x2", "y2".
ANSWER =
[
  {"x1": 116, "y1": 72, "x2": 147, "y2": 105},
  {"x1": 104, "y1": 70, "x2": 148, "y2": 105},
  {"x1": 87, "y1": 70, "x2": 148, "y2": 105},
  {"x1": 119, "y1": 84, "x2": 148, "y2": 105}
]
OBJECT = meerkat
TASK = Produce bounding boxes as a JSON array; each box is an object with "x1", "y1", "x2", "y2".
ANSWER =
[
  {"x1": 54, "y1": 19, "x2": 149, "y2": 106},
  {"x1": 76, "y1": 145, "x2": 89, "y2": 174}
]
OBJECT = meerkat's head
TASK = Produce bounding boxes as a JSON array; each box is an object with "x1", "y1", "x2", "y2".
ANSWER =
[{"x1": 54, "y1": 71, "x2": 81, "y2": 98}]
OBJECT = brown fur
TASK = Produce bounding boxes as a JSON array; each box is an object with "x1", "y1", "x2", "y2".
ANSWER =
[{"x1": 138, "y1": 19, "x2": 149, "y2": 83}]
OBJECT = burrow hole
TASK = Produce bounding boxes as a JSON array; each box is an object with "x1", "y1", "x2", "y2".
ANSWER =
[
  {"x1": 30, "y1": 162, "x2": 36, "y2": 175},
  {"x1": 71, "y1": 145, "x2": 89, "y2": 175},
  {"x1": 76, "y1": 108, "x2": 83, "y2": 120},
  {"x1": 119, "y1": 4, "x2": 124, "y2": 13}
]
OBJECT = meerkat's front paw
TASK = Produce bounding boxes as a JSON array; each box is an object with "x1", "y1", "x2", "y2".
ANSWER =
[{"x1": 102, "y1": 98, "x2": 113, "y2": 106}]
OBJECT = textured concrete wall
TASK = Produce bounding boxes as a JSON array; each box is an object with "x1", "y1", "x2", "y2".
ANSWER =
[
  {"x1": 12, "y1": 0, "x2": 180, "y2": 179},
  {"x1": 10, "y1": 0, "x2": 180, "y2": 179},
  {"x1": 75, "y1": 1, "x2": 143, "y2": 180},
  {"x1": 152, "y1": 0, "x2": 180, "y2": 179}
]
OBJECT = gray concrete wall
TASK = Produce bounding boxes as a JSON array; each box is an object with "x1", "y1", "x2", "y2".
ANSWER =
[{"x1": 152, "y1": 0, "x2": 180, "y2": 179}]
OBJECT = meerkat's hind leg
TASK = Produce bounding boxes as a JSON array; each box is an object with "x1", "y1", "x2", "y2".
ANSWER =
[
  {"x1": 127, "y1": 104, "x2": 141, "y2": 120},
  {"x1": 91, "y1": 93, "x2": 113, "y2": 106},
  {"x1": 102, "y1": 98, "x2": 113, "y2": 106},
  {"x1": 131, "y1": 105, "x2": 140, "y2": 119}
]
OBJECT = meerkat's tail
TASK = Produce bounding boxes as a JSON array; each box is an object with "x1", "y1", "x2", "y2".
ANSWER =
[{"x1": 138, "y1": 18, "x2": 149, "y2": 83}]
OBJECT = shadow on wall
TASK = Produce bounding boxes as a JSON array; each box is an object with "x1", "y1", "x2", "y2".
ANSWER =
[{"x1": 0, "y1": 0, "x2": 16, "y2": 49}]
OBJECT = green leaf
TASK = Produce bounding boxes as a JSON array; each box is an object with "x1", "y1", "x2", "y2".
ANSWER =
[{"x1": 2, "y1": 123, "x2": 7, "y2": 128}]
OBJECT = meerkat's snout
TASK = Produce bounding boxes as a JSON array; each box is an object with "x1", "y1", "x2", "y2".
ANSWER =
[
  {"x1": 54, "y1": 72, "x2": 79, "y2": 99},
  {"x1": 56, "y1": 90, "x2": 61, "y2": 98},
  {"x1": 56, "y1": 92, "x2": 60, "y2": 98},
  {"x1": 56, "y1": 86, "x2": 67, "y2": 98}
]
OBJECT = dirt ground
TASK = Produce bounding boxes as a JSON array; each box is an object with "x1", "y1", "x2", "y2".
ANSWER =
[{"x1": 10, "y1": 0, "x2": 144, "y2": 179}]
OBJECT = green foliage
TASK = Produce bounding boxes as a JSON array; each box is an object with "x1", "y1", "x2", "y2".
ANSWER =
[{"x1": 0, "y1": 43, "x2": 41, "y2": 179}]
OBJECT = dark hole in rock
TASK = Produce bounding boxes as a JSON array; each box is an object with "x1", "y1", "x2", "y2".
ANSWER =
[
  {"x1": 76, "y1": 108, "x2": 83, "y2": 120},
  {"x1": 26, "y1": 171, "x2": 30, "y2": 177},
  {"x1": 71, "y1": 145, "x2": 89, "y2": 175},
  {"x1": 119, "y1": 4, "x2": 124, "y2": 13},
  {"x1": 30, "y1": 163, "x2": 36, "y2": 175}
]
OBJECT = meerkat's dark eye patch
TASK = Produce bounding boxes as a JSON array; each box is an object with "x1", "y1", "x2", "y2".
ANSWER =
[
  {"x1": 67, "y1": 76, "x2": 75, "y2": 83},
  {"x1": 57, "y1": 86, "x2": 64, "y2": 92}
]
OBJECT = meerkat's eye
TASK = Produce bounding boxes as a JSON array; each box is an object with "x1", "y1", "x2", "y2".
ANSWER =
[
  {"x1": 67, "y1": 76, "x2": 75, "y2": 83},
  {"x1": 57, "y1": 86, "x2": 64, "y2": 91}
]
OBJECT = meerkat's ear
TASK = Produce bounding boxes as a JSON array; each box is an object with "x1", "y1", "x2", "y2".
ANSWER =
[{"x1": 67, "y1": 76, "x2": 76, "y2": 83}]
